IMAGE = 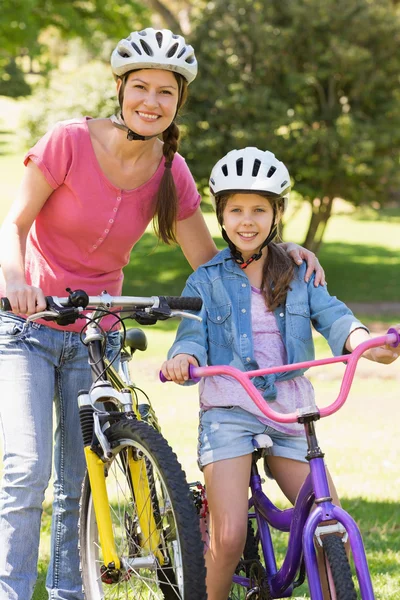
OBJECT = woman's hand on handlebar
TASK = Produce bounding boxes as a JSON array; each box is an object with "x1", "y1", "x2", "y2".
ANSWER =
[
  {"x1": 160, "y1": 354, "x2": 199, "y2": 384},
  {"x1": 5, "y1": 282, "x2": 46, "y2": 315}
]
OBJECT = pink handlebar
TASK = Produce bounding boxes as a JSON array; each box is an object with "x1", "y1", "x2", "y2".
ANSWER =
[{"x1": 160, "y1": 331, "x2": 399, "y2": 424}]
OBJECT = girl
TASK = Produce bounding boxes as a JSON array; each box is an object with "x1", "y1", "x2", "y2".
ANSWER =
[
  {"x1": 0, "y1": 29, "x2": 322, "y2": 599},
  {"x1": 161, "y1": 147, "x2": 399, "y2": 600}
]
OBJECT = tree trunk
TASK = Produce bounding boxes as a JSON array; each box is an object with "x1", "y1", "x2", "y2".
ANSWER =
[
  {"x1": 303, "y1": 196, "x2": 334, "y2": 254},
  {"x1": 145, "y1": 0, "x2": 183, "y2": 34}
]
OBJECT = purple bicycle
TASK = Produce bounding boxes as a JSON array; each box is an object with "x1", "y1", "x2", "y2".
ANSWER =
[{"x1": 184, "y1": 329, "x2": 400, "y2": 600}]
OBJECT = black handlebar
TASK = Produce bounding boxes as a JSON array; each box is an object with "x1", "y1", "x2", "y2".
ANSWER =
[{"x1": 162, "y1": 296, "x2": 203, "y2": 311}]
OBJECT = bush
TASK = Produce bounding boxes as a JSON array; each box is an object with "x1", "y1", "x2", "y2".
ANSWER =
[{"x1": 22, "y1": 61, "x2": 119, "y2": 146}]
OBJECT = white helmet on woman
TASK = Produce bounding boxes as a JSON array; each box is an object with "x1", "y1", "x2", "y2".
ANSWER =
[
  {"x1": 111, "y1": 27, "x2": 198, "y2": 84},
  {"x1": 209, "y1": 147, "x2": 291, "y2": 209}
]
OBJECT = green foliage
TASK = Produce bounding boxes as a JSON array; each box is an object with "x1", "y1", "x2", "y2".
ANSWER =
[
  {"x1": 182, "y1": 0, "x2": 400, "y2": 243},
  {"x1": 21, "y1": 62, "x2": 119, "y2": 145},
  {"x1": 1, "y1": 0, "x2": 149, "y2": 55},
  {"x1": 0, "y1": 58, "x2": 31, "y2": 98},
  {"x1": 1, "y1": 0, "x2": 150, "y2": 96}
]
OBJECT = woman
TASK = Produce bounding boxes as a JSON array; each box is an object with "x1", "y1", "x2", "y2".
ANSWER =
[{"x1": 0, "y1": 28, "x2": 324, "y2": 599}]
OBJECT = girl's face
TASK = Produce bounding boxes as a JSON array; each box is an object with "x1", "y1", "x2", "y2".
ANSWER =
[
  {"x1": 222, "y1": 193, "x2": 274, "y2": 260},
  {"x1": 117, "y1": 69, "x2": 180, "y2": 136}
]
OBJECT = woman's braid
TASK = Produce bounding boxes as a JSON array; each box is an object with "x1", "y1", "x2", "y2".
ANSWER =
[
  {"x1": 162, "y1": 121, "x2": 180, "y2": 166},
  {"x1": 153, "y1": 121, "x2": 181, "y2": 243}
]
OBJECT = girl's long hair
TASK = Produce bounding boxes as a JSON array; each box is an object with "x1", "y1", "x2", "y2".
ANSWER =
[
  {"x1": 118, "y1": 71, "x2": 188, "y2": 244},
  {"x1": 216, "y1": 194, "x2": 294, "y2": 310}
]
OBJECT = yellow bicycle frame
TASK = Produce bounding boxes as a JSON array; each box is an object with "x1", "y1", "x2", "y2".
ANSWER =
[{"x1": 83, "y1": 362, "x2": 164, "y2": 571}]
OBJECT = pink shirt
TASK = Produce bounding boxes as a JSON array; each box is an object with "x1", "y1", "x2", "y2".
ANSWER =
[
  {"x1": 0, "y1": 117, "x2": 201, "y2": 331},
  {"x1": 200, "y1": 287, "x2": 315, "y2": 435}
]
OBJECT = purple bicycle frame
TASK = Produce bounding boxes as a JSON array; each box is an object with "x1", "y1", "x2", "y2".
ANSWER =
[{"x1": 187, "y1": 330, "x2": 399, "y2": 598}]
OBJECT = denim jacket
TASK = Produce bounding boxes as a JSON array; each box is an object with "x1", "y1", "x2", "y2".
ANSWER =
[{"x1": 168, "y1": 248, "x2": 367, "y2": 400}]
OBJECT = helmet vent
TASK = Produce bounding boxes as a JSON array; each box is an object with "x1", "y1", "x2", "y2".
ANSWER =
[
  {"x1": 177, "y1": 47, "x2": 186, "y2": 59},
  {"x1": 185, "y1": 54, "x2": 196, "y2": 64},
  {"x1": 131, "y1": 42, "x2": 142, "y2": 55},
  {"x1": 155, "y1": 31, "x2": 163, "y2": 48},
  {"x1": 138, "y1": 30, "x2": 147, "y2": 36},
  {"x1": 140, "y1": 39, "x2": 153, "y2": 56},
  {"x1": 267, "y1": 166, "x2": 277, "y2": 177},
  {"x1": 252, "y1": 159, "x2": 261, "y2": 177},
  {"x1": 167, "y1": 43, "x2": 179, "y2": 58},
  {"x1": 236, "y1": 158, "x2": 243, "y2": 176},
  {"x1": 119, "y1": 51, "x2": 131, "y2": 58},
  {"x1": 222, "y1": 164, "x2": 228, "y2": 176},
  {"x1": 172, "y1": 34, "x2": 179, "y2": 39}
]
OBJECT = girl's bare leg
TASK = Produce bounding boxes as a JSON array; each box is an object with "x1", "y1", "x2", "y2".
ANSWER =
[{"x1": 203, "y1": 454, "x2": 252, "y2": 600}]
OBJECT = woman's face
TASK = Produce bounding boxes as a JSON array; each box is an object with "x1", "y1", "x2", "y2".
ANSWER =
[
  {"x1": 222, "y1": 193, "x2": 274, "y2": 260},
  {"x1": 117, "y1": 69, "x2": 180, "y2": 136}
]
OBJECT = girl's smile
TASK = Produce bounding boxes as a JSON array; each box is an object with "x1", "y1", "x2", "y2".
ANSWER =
[{"x1": 223, "y1": 193, "x2": 274, "y2": 260}]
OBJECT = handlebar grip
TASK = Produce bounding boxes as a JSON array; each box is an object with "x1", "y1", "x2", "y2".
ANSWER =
[
  {"x1": 163, "y1": 296, "x2": 203, "y2": 311},
  {"x1": 0, "y1": 297, "x2": 12, "y2": 312},
  {"x1": 387, "y1": 327, "x2": 400, "y2": 347},
  {"x1": 159, "y1": 364, "x2": 201, "y2": 384}
]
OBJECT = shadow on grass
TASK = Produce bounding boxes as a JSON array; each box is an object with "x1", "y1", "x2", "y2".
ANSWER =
[
  {"x1": 318, "y1": 242, "x2": 400, "y2": 303},
  {"x1": 122, "y1": 231, "x2": 400, "y2": 306}
]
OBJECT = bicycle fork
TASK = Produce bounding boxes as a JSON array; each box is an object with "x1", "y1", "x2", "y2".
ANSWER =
[
  {"x1": 78, "y1": 384, "x2": 164, "y2": 579},
  {"x1": 303, "y1": 453, "x2": 375, "y2": 600}
]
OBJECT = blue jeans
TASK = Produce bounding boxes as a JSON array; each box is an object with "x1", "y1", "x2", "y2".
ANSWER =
[{"x1": 0, "y1": 313, "x2": 121, "y2": 600}]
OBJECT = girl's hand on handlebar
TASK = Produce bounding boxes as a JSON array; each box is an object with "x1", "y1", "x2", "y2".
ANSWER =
[
  {"x1": 281, "y1": 243, "x2": 326, "y2": 286},
  {"x1": 160, "y1": 354, "x2": 199, "y2": 384},
  {"x1": 366, "y1": 324, "x2": 400, "y2": 364},
  {"x1": 5, "y1": 282, "x2": 46, "y2": 315},
  {"x1": 348, "y1": 325, "x2": 400, "y2": 364}
]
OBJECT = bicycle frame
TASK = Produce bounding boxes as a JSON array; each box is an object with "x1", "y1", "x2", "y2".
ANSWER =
[
  {"x1": 79, "y1": 320, "x2": 164, "y2": 574},
  {"x1": 189, "y1": 330, "x2": 400, "y2": 599}
]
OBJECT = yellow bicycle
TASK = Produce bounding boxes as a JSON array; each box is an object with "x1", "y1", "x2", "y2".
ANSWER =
[{"x1": 1, "y1": 289, "x2": 206, "y2": 600}]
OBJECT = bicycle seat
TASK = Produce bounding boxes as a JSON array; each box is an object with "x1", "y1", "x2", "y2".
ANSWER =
[
  {"x1": 124, "y1": 328, "x2": 148, "y2": 352},
  {"x1": 252, "y1": 434, "x2": 273, "y2": 449}
]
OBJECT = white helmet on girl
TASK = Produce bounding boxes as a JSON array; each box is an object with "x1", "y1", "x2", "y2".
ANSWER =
[
  {"x1": 111, "y1": 27, "x2": 198, "y2": 84},
  {"x1": 209, "y1": 147, "x2": 291, "y2": 209}
]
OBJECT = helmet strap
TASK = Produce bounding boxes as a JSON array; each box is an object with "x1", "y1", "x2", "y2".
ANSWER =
[{"x1": 110, "y1": 114, "x2": 159, "y2": 142}]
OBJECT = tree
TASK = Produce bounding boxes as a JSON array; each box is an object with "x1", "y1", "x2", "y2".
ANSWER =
[
  {"x1": 1, "y1": 0, "x2": 149, "y2": 95},
  {"x1": 182, "y1": 0, "x2": 400, "y2": 252}
]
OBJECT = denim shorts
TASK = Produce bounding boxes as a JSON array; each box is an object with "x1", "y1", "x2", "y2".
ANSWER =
[{"x1": 198, "y1": 406, "x2": 308, "y2": 478}]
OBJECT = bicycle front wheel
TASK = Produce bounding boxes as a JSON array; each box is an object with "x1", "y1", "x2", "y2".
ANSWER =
[
  {"x1": 79, "y1": 420, "x2": 206, "y2": 599},
  {"x1": 321, "y1": 534, "x2": 357, "y2": 600}
]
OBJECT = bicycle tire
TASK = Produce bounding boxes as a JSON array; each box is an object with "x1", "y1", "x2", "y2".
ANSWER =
[
  {"x1": 321, "y1": 534, "x2": 357, "y2": 600},
  {"x1": 79, "y1": 419, "x2": 206, "y2": 599}
]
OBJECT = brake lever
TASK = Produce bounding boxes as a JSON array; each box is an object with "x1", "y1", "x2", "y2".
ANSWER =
[
  {"x1": 170, "y1": 310, "x2": 202, "y2": 322},
  {"x1": 27, "y1": 297, "x2": 82, "y2": 325}
]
